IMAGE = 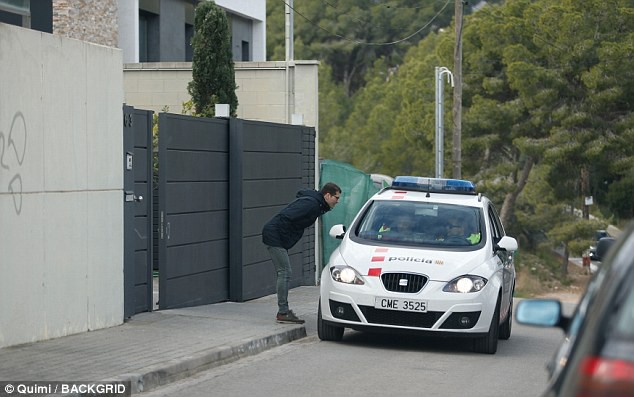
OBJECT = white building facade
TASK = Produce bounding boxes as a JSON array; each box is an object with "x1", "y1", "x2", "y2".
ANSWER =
[
  {"x1": 0, "y1": 0, "x2": 266, "y2": 63},
  {"x1": 117, "y1": 0, "x2": 266, "y2": 64}
]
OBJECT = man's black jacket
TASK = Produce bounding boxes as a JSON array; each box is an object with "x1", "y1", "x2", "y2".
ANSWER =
[{"x1": 262, "y1": 189, "x2": 331, "y2": 250}]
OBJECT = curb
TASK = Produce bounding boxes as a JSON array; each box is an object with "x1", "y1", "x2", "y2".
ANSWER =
[{"x1": 114, "y1": 326, "x2": 306, "y2": 394}]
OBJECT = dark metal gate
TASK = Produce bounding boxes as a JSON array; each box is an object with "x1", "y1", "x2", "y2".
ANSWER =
[
  {"x1": 158, "y1": 113, "x2": 230, "y2": 309},
  {"x1": 146, "y1": 112, "x2": 316, "y2": 311},
  {"x1": 123, "y1": 106, "x2": 154, "y2": 318},
  {"x1": 230, "y1": 119, "x2": 316, "y2": 301}
]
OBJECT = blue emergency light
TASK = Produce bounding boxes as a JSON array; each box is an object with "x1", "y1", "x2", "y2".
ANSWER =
[{"x1": 391, "y1": 176, "x2": 476, "y2": 194}]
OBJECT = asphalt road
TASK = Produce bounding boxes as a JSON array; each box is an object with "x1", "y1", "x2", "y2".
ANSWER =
[{"x1": 143, "y1": 299, "x2": 575, "y2": 397}]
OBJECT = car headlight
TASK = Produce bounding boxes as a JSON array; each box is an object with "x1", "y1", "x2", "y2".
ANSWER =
[
  {"x1": 443, "y1": 275, "x2": 487, "y2": 293},
  {"x1": 330, "y1": 266, "x2": 365, "y2": 285}
]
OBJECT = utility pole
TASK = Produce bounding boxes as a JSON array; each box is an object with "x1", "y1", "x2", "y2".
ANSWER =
[
  {"x1": 285, "y1": 0, "x2": 294, "y2": 124},
  {"x1": 452, "y1": 0, "x2": 463, "y2": 179},
  {"x1": 581, "y1": 167, "x2": 590, "y2": 219}
]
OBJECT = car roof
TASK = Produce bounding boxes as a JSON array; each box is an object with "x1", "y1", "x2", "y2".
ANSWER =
[{"x1": 371, "y1": 188, "x2": 488, "y2": 209}]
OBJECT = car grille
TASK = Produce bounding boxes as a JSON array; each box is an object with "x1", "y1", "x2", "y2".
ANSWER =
[
  {"x1": 359, "y1": 306, "x2": 443, "y2": 328},
  {"x1": 330, "y1": 300, "x2": 482, "y2": 329},
  {"x1": 381, "y1": 272, "x2": 427, "y2": 293}
]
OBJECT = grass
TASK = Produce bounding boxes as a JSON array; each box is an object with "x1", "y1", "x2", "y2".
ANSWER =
[{"x1": 514, "y1": 250, "x2": 591, "y2": 299}]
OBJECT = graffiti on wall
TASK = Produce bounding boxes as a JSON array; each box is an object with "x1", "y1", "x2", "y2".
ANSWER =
[{"x1": 0, "y1": 112, "x2": 27, "y2": 214}]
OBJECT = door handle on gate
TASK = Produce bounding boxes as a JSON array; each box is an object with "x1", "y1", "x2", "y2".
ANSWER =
[{"x1": 125, "y1": 191, "x2": 143, "y2": 202}]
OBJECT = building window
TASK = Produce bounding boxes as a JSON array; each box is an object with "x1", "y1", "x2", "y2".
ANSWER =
[
  {"x1": 0, "y1": 0, "x2": 52, "y2": 32},
  {"x1": 241, "y1": 40, "x2": 250, "y2": 62},
  {"x1": 185, "y1": 23, "x2": 194, "y2": 62},
  {"x1": 139, "y1": 9, "x2": 159, "y2": 62},
  {"x1": 0, "y1": 0, "x2": 29, "y2": 15},
  {"x1": 139, "y1": 13, "x2": 148, "y2": 62},
  {"x1": 0, "y1": 0, "x2": 31, "y2": 28}
]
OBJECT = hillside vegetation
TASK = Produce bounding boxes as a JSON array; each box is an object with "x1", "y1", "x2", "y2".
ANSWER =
[{"x1": 267, "y1": 0, "x2": 634, "y2": 271}]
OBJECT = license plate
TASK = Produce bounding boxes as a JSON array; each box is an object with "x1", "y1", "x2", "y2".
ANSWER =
[{"x1": 374, "y1": 297, "x2": 428, "y2": 312}]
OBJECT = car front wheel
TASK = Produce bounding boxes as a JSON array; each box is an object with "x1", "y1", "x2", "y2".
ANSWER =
[
  {"x1": 498, "y1": 292, "x2": 513, "y2": 340},
  {"x1": 473, "y1": 296, "x2": 500, "y2": 354},
  {"x1": 317, "y1": 300, "x2": 344, "y2": 341}
]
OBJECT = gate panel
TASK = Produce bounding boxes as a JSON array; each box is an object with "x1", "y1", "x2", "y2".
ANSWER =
[
  {"x1": 158, "y1": 114, "x2": 230, "y2": 309},
  {"x1": 123, "y1": 106, "x2": 154, "y2": 317},
  {"x1": 234, "y1": 120, "x2": 316, "y2": 301}
]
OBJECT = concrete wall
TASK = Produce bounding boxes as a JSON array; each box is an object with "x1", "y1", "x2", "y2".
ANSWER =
[
  {"x1": 123, "y1": 60, "x2": 319, "y2": 129},
  {"x1": 0, "y1": 23, "x2": 124, "y2": 348}
]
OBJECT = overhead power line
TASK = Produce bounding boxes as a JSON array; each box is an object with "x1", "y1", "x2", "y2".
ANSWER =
[
  {"x1": 321, "y1": 0, "x2": 434, "y2": 13},
  {"x1": 278, "y1": 0, "x2": 451, "y2": 46}
]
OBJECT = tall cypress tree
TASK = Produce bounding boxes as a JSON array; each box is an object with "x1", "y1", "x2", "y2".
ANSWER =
[{"x1": 188, "y1": 1, "x2": 238, "y2": 117}]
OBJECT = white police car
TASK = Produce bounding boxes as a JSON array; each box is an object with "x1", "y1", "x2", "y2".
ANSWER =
[{"x1": 318, "y1": 176, "x2": 518, "y2": 354}]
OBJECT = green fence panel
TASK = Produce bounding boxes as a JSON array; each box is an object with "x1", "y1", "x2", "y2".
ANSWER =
[{"x1": 319, "y1": 160, "x2": 380, "y2": 272}]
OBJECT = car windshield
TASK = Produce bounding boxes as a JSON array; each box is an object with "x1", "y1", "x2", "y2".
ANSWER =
[{"x1": 354, "y1": 200, "x2": 484, "y2": 248}]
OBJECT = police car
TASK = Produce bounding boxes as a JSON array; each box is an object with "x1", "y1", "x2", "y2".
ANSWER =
[{"x1": 318, "y1": 176, "x2": 518, "y2": 354}]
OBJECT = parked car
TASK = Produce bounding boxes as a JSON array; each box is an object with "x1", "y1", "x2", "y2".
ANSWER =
[
  {"x1": 515, "y1": 220, "x2": 634, "y2": 396},
  {"x1": 592, "y1": 236, "x2": 616, "y2": 262},
  {"x1": 588, "y1": 229, "x2": 609, "y2": 261},
  {"x1": 318, "y1": 176, "x2": 518, "y2": 354}
]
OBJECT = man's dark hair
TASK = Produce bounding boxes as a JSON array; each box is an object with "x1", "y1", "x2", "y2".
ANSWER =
[{"x1": 321, "y1": 182, "x2": 341, "y2": 196}]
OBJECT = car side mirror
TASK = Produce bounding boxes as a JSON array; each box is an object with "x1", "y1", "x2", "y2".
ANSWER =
[
  {"x1": 515, "y1": 299, "x2": 570, "y2": 331},
  {"x1": 494, "y1": 235, "x2": 518, "y2": 252},
  {"x1": 329, "y1": 224, "x2": 346, "y2": 239}
]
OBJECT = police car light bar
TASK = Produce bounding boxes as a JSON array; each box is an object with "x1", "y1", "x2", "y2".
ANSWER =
[{"x1": 391, "y1": 176, "x2": 476, "y2": 194}]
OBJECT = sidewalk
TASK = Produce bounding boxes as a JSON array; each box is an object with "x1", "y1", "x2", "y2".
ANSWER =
[{"x1": 0, "y1": 286, "x2": 320, "y2": 395}]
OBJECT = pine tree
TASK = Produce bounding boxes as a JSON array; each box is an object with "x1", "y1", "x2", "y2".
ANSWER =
[{"x1": 187, "y1": 1, "x2": 238, "y2": 117}]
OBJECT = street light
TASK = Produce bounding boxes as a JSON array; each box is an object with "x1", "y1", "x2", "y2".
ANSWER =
[{"x1": 435, "y1": 66, "x2": 454, "y2": 179}]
